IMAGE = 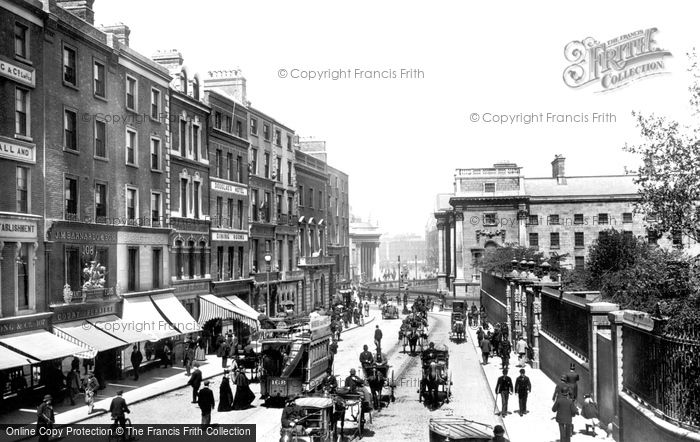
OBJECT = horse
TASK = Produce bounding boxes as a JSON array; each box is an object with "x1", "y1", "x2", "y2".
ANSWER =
[
  {"x1": 365, "y1": 366, "x2": 386, "y2": 410},
  {"x1": 452, "y1": 320, "x2": 465, "y2": 341},
  {"x1": 420, "y1": 363, "x2": 445, "y2": 409},
  {"x1": 404, "y1": 328, "x2": 419, "y2": 355}
]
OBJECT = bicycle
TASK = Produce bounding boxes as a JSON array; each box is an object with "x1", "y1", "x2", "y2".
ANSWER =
[{"x1": 108, "y1": 416, "x2": 132, "y2": 442}]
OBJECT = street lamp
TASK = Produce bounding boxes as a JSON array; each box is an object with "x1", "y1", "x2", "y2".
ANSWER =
[{"x1": 264, "y1": 248, "x2": 272, "y2": 315}]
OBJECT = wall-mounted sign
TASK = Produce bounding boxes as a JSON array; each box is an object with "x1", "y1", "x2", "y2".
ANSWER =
[
  {"x1": 0, "y1": 136, "x2": 35, "y2": 164},
  {"x1": 51, "y1": 229, "x2": 117, "y2": 243},
  {"x1": 52, "y1": 303, "x2": 119, "y2": 323},
  {"x1": 211, "y1": 180, "x2": 248, "y2": 196},
  {"x1": 0, "y1": 313, "x2": 51, "y2": 335},
  {"x1": 212, "y1": 232, "x2": 248, "y2": 242},
  {"x1": 0, "y1": 218, "x2": 37, "y2": 240},
  {"x1": 0, "y1": 57, "x2": 35, "y2": 87}
]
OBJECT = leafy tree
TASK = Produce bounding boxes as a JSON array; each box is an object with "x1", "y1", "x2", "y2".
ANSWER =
[
  {"x1": 624, "y1": 52, "x2": 700, "y2": 244},
  {"x1": 476, "y1": 243, "x2": 568, "y2": 277}
]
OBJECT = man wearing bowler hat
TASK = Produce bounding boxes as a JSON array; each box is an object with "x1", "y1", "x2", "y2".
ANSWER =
[{"x1": 36, "y1": 395, "x2": 55, "y2": 442}]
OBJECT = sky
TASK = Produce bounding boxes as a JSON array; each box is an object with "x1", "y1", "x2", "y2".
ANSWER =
[{"x1": 95, "y1": 1, "x2": 700, "y2": 236}]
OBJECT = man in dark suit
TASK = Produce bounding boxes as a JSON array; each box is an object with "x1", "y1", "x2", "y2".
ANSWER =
[
  {"x1": 495, "y1": 369, "x2": 513, "y2": 417},
  {"x1": 480, "y1": 337, "x2": 492, "y2": 365},
  {"x1": 109, "y1": 390, "x2": 130, "y2": 435},
  {"x1": 187, "y1": 363, "x2": 203, "y2": 403},
  {"x1": 359, "y1": 345, "x2": 374, "y2": 370},
  {"x1": 552, "y1": 390, "x2": 578, "y2": 442},
  {"x1": 36, "y1": 395, "x2": 54, "y2": 442},
  {"x1": 564, "y1": 363, "x2": 580, "y2": 401},
  {"x1": 374, "y1": 326, "x2": 383, "y2": 353},
  {"x1": 197, "y1": 381, "x2": 215, "y2": 428},
  {"x1": 514, "y1": 368, "x2": 532, "y2": 416},
  {"x1": 130, "y1": 346, "x2": 143, "y2": 381},
  {"x1": 344, "y1": 369, "x2": 364, "y2": 393}
]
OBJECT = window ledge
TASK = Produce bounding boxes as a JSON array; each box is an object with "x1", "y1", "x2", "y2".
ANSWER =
[
  {"x1": 14, "y1": 56, "x2": 32, "y2": 66},
  {"x1": 14, "y1": 134, "x2": 33, "y2": 143},
  {"x1": 63, "y1": 148, "x2": 80, "y2": 155},
  {"x1": 94, "y1": 156, "x2": 109, "y2": 162},
  {"x1": 126, "y1": 163, "x2": 139, "y2": 169},
  {"x1": 94, "y1": 94, "x2": 108, "y2": 102},
  {"x1": 63, "y1": 81, "x2": 79, "y2": 91}
]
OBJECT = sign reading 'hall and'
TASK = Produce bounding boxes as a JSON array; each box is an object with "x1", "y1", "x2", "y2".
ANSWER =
[{"x1": 0, "y1": 136, "x2": 36, "y2": 164}]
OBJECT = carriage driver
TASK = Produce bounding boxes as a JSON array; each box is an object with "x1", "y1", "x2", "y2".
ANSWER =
[
  {"x1": 281, "y1": 399, "x2": 303, "y2": 428},
  {"x1": 423, "y1": 342, "x2": 438, "y2": 362},
  {"x1": 345, "y1": 369, "x2": 365, "y2": 393},
  {"x1": 359, "y1": 345, "x2": 374, "y2": 369},
  {"x1": 318, "y1": 367, "x2": 338, "y2": 394}
]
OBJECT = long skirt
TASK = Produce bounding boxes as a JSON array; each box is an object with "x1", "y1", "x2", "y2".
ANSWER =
[
  {"x1": 232, "y1": 385, "x2": 255, "y2": 410},
  {"x1": 195, "y1": 347, "x2": 206, "y2": 361},
  {"x1": 218, "y1": 382, "x2": 234, "y2": 412}
]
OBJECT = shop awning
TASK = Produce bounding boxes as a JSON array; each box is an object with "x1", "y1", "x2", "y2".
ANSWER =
[
  {"x1": 87, "y1": 315, "x2": 155, "y2": 344},
  {"x1": 224, "y1": 295, "x2": 260, "y2": 320},
  {"x1": 0, "y1": 330, "x2": 85, "y2": 361},
  {"x1": 0, "y1": 345, "x2": 39, "y2": 370},
  {"x1": 198, "y1": 294, "x2": 259, "y2": 330},
  {"x1": 151, "y1": 293, "x2": 201, "y2": 335},
  {"x1": 53, "y1": 319, "x2": 129, "y2": 359},
  {"x1": 122, "y1": 297, "x2": 180, "y2": 340}
]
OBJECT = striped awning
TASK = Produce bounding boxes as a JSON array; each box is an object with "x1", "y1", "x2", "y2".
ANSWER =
[
  {"x1": 151, "y1": 293, "x2": 201, "y2": 335},
  {"x1": 53, "y1": 319, "x2": 129, "y2": 359},
  {"x1": 87, "y1": 315, "x2": 155, "y2": 344},
  {"x1": 198, "y1": 294, "x2": 259, "y2": 330},
  {"x1": 0, "y1": 330, "x2": 85, "y2": 361},
  {"x1": 224, "y1": 295, "x2": 260, "y2": 320},
  {"x1": 122, "y1": 296, "x2": 180, "y2": 340}
]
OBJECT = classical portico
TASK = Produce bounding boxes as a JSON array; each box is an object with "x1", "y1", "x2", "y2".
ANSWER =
[{"x1": 349, "y1": 221, "x2": 381, "y2": 283}]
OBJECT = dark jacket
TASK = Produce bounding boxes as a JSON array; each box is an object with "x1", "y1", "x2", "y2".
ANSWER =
[
  {"x1": 495, "y1": 375, "x2": 513, "y2": 395},
  {"x1": 514, "y1": 375, "x2": 531, "y2": 395},
  {"x1": 345, "y1": 375, "x2": 364, "y2": 391},
  {"x1": 552, "y1": 395, "x2": 578, "y2": 424},
  {"x1": 359, "y1": 351, "x2": 374, "y2": 366},
  {"x1": 329, "y1": 341, "x2": 338, "y2": 355},
  {"x1": 480, "y1": 339, "x2": 492, "y2": 353},
  {"x1": 374, "y1": 328, "x2": 383, "y2": 341},
  {"x1": 188, "y1": 369, "x2": 203, "y2": 388},
  {"x1": 109, "y1": 396, "x2": 130, "y2": 418},
  {"x1": 36, "y1": 402, "x2": 54, "y2": 426},
  {"x1": 281, "y1": 403, "x2": 302, "y2": 427},
  {"x1": 197, "y1": 387, "x2": 215, "y2": 413},
  {"x1": 131, "y1": 350, "x2": 143, "y2": 367}
]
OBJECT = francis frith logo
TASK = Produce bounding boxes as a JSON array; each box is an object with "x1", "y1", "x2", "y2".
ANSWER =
[{"x1": 563, "y1": 28, "x2": 672, "y2": 92}]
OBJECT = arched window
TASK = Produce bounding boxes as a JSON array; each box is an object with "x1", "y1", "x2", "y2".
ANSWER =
[
  {"x1": 188, "y1": 241, "x2": 196, "y2": 278},
  {"x1": 180, "y1": 71, "x2": 188, "y2": 94},
  {"x1": 175, "y1": 240, "x2": 184, "y2": 279},
  {"x1": 192, "y1": 79, "x2": 200, "y2": 100}
]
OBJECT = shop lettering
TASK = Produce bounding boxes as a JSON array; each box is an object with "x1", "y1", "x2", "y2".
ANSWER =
[
  {"x1": 55, "y1": 305, "x2": 116, "y2": 322},
  {"x1": 0, "y1": 318, "x2": 47, "y2": 334},
  {"x1": 211, "y1": 180, "x2": 247, "y2": 196},
  {"x1": 0, "y1": 139, "x2": 35, "y2": 163},
  {"x1": 0, "y1": 223, "x2": 35, "y2": 233},
  {"x1": 0, "y1": 60, "x2": 35, "y2": 87},
  {"x1": 52, "y1": 230, "x2": 116, "y2": 242}
]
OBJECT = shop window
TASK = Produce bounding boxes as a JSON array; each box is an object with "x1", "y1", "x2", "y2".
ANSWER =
[
  {"x1": 127, "y1": 247, "x2": 138, "y2": 291},
  {"x1": 152, "y1": 248, "x2": 161, "y2": 289}
]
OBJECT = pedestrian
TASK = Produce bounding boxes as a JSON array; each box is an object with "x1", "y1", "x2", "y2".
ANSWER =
[
  {"x1": 359, "y1": 344, "x2": 374, "y2": 369},
  {"x1": 66, "y1": 368, "x2": 81, "y2": 406},
  {"x1": 581, "y1": 394, "x2": 600, "y2": 436},
  {"x1": 82, "y1": 357, "x2": 94, "y2": 376},
  {"x1": 185, "y1": 343, "x2": 195, "y2": 376},
  {"x1": 553, "y1": 375, "x2": 571, "y2": 402},
  {"x1": 329, "y1": 338, "x2": 338, "y2": 370},
  {"x1": 71, "y1": 356, "x2": 80, "y2": 373},
  {"x1": 161, "y1": 343, "x2": 172, "y2": 368},
  {"x1": 552, "y1": 389, "x2": 578, "y2": 442},
  {"x1": 564, "y1": 363, "x2": 580, "y2": 401},
  {"x1": 477, "y1": 327, "x2": 485, "y2": 347},
  {"x1": 195, "y1": 339, "x2": 206, "y2": 361},
  {"x1": 83, "y1": 371, "x2": 99, "y2": 414},
  {"x1": 218, "y1": 370, "x2": 234, "y2": 412},
  {"x1": 215, "y1": 333, "x2": 225, "y2": 354},
  {"x1": 514, "y1": 368, "x2": 531, "y2": 416},
  {"x1": 491, "y1": 424, "x2": 509, "y2": 442},
  {"x1": 495, "y1": 369, "x2": 513, "y2": 417},
  {"x1": 480, "y1": 336, "x2": 492, "y2": 365},
  {"x1": 108, "y1": 390, "x2": 130, "y2": 435},
  {"x1": 187, "y1": 363, "x2": 202, "y2": 403},
  {"x1": 500, "y1": 338, "x2": 512, "y2": 370},
  {"x1": 36, "y1": 395, "x2": 54, "y2": 442},
  {"x1": 218, "y1": 339, "x2": 230, "y2": 369},
  {"x1": 197, "y1": 380, "x2": 215, "y2": 428},
  {"x1": 515, "y1": 336, "x2": 528, "y2": 367},
  {"x1": 374, "y1": 325, "x2": 383, "y2": 353},
  {"x1": 232, "y1": 369, "x2": 255, "y2": 410},
  {"x1": 130, "y1": 345, "x2": 143, "y2": 381}
]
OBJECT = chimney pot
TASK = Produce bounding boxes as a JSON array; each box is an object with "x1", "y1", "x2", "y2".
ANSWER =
[
  {"x1": 100, "y1": 23, "x2": 131, "y2": 47},
  {"x1": 56, "y1": 0, "x2": 95, "y2": 25},
  {"x1": 551, "y1": 154, "x2": 566, "y2": 184}
]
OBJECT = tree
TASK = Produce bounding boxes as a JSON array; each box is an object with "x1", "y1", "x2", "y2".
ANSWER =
[
  {"x1": 624, "y1": 52, "x2": 700, "y2": 244},
  {"x1": 476, "y1": 243, "x2": 568, "y2": 277}
]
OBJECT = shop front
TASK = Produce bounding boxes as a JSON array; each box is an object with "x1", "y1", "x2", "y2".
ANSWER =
[
  {"x1": 0, "y1": 214, "x2": 41, "y2": 315},
  {"x1": 0, "y1": 313, "x2": 83, "y2": 410},
  {"x1": 197, "y1": 294, "x2": 259, "y2": 352}
]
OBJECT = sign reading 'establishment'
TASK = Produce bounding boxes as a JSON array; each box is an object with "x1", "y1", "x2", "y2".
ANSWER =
[{"x1": 0, "y1": 219, "x2": 37, "y2": 240}]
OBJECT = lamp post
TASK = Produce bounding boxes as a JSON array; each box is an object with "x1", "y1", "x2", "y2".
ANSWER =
[
  {"x1": 415, "y1": 254, "x2": 418, "y2": 280},
  {"x1": 264, "y1": 248, "x2": 272, "y2": 316}
]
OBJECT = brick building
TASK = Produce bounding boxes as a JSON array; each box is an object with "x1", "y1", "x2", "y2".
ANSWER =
[
  {"x1": 202, "y1": 70, "x2": 252, "y2": 304},
  {"x1": 435, "y1": 155, "x2": 681, "y2": 296},
  {"x1": 152, "y1": 50, "x2": 211, "y2": 318},
  {"x1": 326, "y1": 164, "x2": 350, "y2": 289},
  {"x1": 295, "y1": 149, "x2": 335, "y2": 310}
]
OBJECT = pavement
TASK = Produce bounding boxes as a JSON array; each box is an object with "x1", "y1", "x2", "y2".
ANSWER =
[
  {"x1": 1, "y1": 308, "x2": 377, "y2": 431},
  {"x1": 460, "y1": 317, "x2": 614, "y2": 442}
]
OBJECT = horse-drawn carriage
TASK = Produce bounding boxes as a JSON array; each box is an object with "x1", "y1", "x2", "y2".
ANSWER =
[
  {"x1": 399, "y1": 314, "x2": 428, "y2": 355},
  {"x1": 361, "y1": 358, "x2": 396, "y2": 410},
  {"x1": 450, "y1": 301, "x2": 467, "y2": 342},
  {"x1": 279, "y1": 396, "x2": 338, "y2": 442},
  {"x1": 381, "y1": 303, "x2": 399, "y2": 320},
  {"x1": 419, "y1": 344, "x2": 452, "y2": 409},
  {"x1": 379, "y1": 292, "x2": 388, "y2": 306}
]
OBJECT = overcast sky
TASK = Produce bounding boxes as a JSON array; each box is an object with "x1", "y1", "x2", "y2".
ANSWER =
[{"x1": 95, "y1": 1, "x2": 700, "y2": 236}]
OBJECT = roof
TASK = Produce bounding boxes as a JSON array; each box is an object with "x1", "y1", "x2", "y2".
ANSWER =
[
  {"x1": 524, "y1": 175, "x2": 639, "y2": 198},
  {"x1": 429, "y1": 418, "x2": 493, "y2": 438},
  {"x1": 293, "y1": 397, "x2": 334, "y2": 408}
]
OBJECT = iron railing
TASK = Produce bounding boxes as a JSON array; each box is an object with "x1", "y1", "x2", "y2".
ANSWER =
[
  {"x1": 622, "y1": 325, "x2": 700, "y2": 430},
  {"x1": 540, "y1": 292, "x2": 589, "y2": 358}
]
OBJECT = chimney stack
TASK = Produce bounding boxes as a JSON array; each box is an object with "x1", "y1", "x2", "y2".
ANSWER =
[
  {"x1": 204, "y1": 69, "x2": 248, "y2": 105},
  {"x1": 56, "y1": 0, "x2": 95, "y2": 24},
  {"x1": 551, "y1": 154, "x2": 566, "y2": 184},
  {"x1": 152, "y1": 49, "x2": 184, "y2": 72},
  {"x1": 100, "y1": 23, "x2": 131, "y2": 47}
]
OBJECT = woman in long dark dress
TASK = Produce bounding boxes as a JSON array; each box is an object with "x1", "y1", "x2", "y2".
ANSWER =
[
  {"x1": 217, "y1": 370, "x2": 234, "y2": 412},
  {"x1": 232, "y1": 369, "x2": 255, "y2": 410}
]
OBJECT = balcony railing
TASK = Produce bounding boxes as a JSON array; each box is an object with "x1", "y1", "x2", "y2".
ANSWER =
[{"x1": 56, "y1": 286, "x2": 119, "y2": 305}]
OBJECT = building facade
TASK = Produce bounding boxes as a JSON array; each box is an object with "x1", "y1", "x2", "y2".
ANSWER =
[
  {"x1": 435, "y1": 155, "x2": 682, "y2": 295},
  {"x1": 202, "y1": 71, "x2": 252, "y2": 304},
  {"x1": 378, "y1": 233, "x2": 426, "y2": 280},
  {"x1": 325, "y1": 164, "x2": 350, "y2": 290},
  {"x1": 349, "y1": 219, "x2": 381, "y2": 283}
]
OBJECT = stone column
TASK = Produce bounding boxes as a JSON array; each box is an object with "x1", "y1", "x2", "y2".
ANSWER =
[
  {"x1": 455, "y1": 212, "x2": 464, "y2": 280},
  {"x1": 531, "y1": 285, "x2": 542, "y2": 369},
  {"x1": 437, "y1": 222, "x2": 445, "y2": 275},
  {"x1": 587, "y1": 302, "x2": 618, "y2": 403},
  {"x1": 608, "y1": 310, "x2": 625, "y2": 442},
  {"x1": 373, "y1": 243, "x2": 380, "y2": 282}
]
